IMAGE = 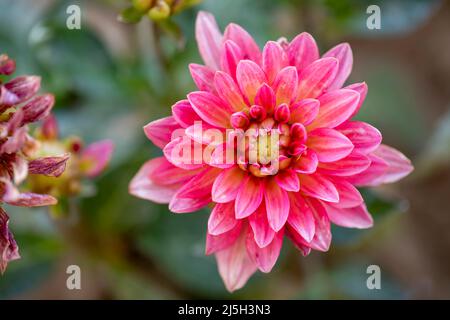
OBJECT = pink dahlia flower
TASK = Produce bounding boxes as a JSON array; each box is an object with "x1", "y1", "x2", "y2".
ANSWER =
[{"x1": 129, "y1": 12, "x2": 414, "y2": 292}]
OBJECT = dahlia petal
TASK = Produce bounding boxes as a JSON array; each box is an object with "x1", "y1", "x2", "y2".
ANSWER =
[
  {"x1": 185, "y1": 123, "x2": 222, "y2": 146},
  {"x1": 188, "y1": 91, "x2": 232, "y2": 128},
  {"x1": 307, "y1": 128, "x2": 354, "y2": 163},
  {"x1": 289, "y1": 98, "x2": 320, "y2": 126},
  {"x1": 264, "y1": 177, "x2": 290, "y2": 231},
  {"x1": 171, "y1": 100, "x2": 201, "y2": 128},
  {"x1": 224, "y1": 23, "x2": 261, "y2": 64},
  {"x1": 323, "y1": 43, "x2": 353, "y2": 90},
  {"x1": 2, "y1": 75, "x2": 40, "y2": 106},
  {"x1": 248, "y1": 203, "x2": 276, "y2": 248},
  {"x1": 306, "y1": 198, "x2": 332, "y2": 251},
  {"x1": 345, "y1": 154, "x2": 389, "y2": 186},
  {"x1": 262, "y1": 41, "x2": 289, "y2": 84},
  {"x1": 215, "y1": 227, "x2": 257, "y2": 292},
  {"x1": 195, "y1": 11, "x2": 223, "y2": 70},
  {"x1": 287, "y1": 193, "x2": 315, "y2": 242},
  {"x1": 324, "y1": 203, "x2": 373, "y2": 229},
  {"x1": 220, "y1": 40, "x2": 243, "y2": 80},
  {"x1": 189, "y1": 63, "x2": 216, "y2": 93},
  {"x1": 292, "y1": 149, "x2": 319, "y2": 174},
  {"x1": 21, "y1": 94, "x2": 54, "y2": 125},
  {"x1": 345, "y1": 82, "x2": 368, "y2": 117},
  {"x1": 273, "y1": 66, "x2": 298, "y2": 105},
  {"x1": 318, "y1": 151, "x2": 371, "y2": 176},
  {"x1": 169, "y1": 167, "x2": 220, "y2": 213},
  {"x1": 308, "y1": 89, "x2": 360, "y2": 130},
  {"x1": 80, "y1": 140, "x2": 114, "y2": 177},
  {"x1": 299, "y1": 173, "x2": 339, "y2": 203},
  {"x1": 247, "y1": 228, "x2": 283, "y2": 273},
  {"x1": 214, "y1": 71, "x2": 247, "y2": 112},
  {"x1": 28, "y1": 153, "x2": 70, "y2": 177},
  {"x1": 337, "y1": 121, "x2": 382, "y2": 154},
  {"x1": 235, "y1": 175, "x2": 263, "y2": 219},
  {"x1": 286, "y1": 226, "x2": 311, "y2": 256},
  {"x1": 209, "y1": 142, "x2": 235, "y2": 168},
  {"x1": 370, "y1": 144, "x2": 414, "y2": 185},
  {"x1": 254, "y1": 83, "x2": 276, "y2": 114},
  {"x1": 287, "y1": 32, "x2": 319, "y2": 71},
  {"x1": 329, "y1": 179, "x2": 363, "y2": 209},
  {"x1": 208, "y1": 202, "x2": 238, "y2": 236},
  {"x1": 236, "y1": 60, "x2": 267, "y2": 104},
  {"x1": 275, "y1": 169, "x2": 300, "y2": 192},
  {"x1": 144, "y1": 116, "x2": 181, "y2": 149},
  {"x1": 206, "y1": 221, "x2": 243, "y2": 255},
  {"x1": 212, "y1": 166, "x2": 246, "y2": 203},
  {"x1": 297, "y1": 57, "x2": 338, "y2": 100}
]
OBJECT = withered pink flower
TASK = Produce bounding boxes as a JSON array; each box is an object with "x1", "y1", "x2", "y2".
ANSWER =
[
  {"x1": 0, "y1": 54, "x2": 69, "y2": 272},
  {"x1": 129, "y1": 12, "x2": 413, "y2": 292}
]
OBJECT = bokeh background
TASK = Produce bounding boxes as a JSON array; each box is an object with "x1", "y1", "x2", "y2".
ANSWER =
[{"x1": 1, "y1": 0, "x2": 449, "y2": 299}]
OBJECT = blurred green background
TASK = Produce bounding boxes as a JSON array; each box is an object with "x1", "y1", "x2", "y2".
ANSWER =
[{"x1": 1, "y1": 0, "x2": 450, "y2": 299}]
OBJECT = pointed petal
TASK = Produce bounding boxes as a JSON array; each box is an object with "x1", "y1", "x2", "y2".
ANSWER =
[
  {"x1": 318, "y1": 151, "x2": 371, "y2": 176},
  {"x1": 345, "y1": 154, "x2": 389, "y2": 186},
  {"x1": 370, "y1": 144, "x2": 414, "y2": 185},
  {"x1": 255, "y1": 83, "x2": 276, "y2": 114},
  {"x1": 306, "y1": 198, "x2": 332, "y2": 251},
  {"x1": 206, "y1": 221, "x2": 243, "y2": 255},
  {"x1": 189, "y1": 63, "x2": 216, "y2": 92},
  {"x1": 299, "y1": 173, "x2": 339, "y2": 203},
  {"x1": 171, "y1": 100, "x2": 201, "y2": 128},
  {"x1": 195, "y1": 11, "x2": 223, "y2": 70},
  {"x1": 273, "y1": 66, "x2": 298, "y2": 105},
  {"x1": 323, "y1": 43, "x2": 353, "y2": 90},
  {"x1": 337, "y1": 121, "x2": 382, "y2": 154},
  {"x1": 307, "y1": 128, "x2": 354, "y2": 163},
  {"x1": 286, "y1": 226, "x2": 312, "y2": 256},
  {"x1": 188, "y1": 91, "x2": 232, "y2": 128},
  {"x1": 236, "y1": 60, "x2": 267, "y2": 104},
  {"x1": 144, "y1": 116, "x2": 181, "y2": 149},
  {"x1": 208, "y1": 202, "x2": 239, "y2": 236},
  {"x1": 248, "y1": 203, "x2": 276, "y2": 248},
  {"x1": 275, "y1": 169, "x2": 300, "y2": 192},
  {"x1": 224, "y1": 23, "x2": 261, "y2": 64},
  {"x1": 163, "y1": 136, "x2": 205, "y2": 169},
  {"x1": 247, "y1": 229, "x2": 283, "y2": 273},
  {"x1": 329, "y1": 178, "x2": 364, "y2": 208},
  {"x1": 235, "y1": 175, "x2": 263, "y2": 219},
  {"x1": 2, "y1": 75, "x2": 40, "y2": 106},
  {"x1": 292, "y1": 149, "x2": 319, "y2": 174},
  {"x1": 345, "y1": 82, "x2": 368, "y2": 117},
  {"x1": 264, "y1": 177, "x2": 290, "y2": 231},
  {"x1": 290, "y1": 98, "x2": 319, "y2": 126},
  {"x1": 212, "y1": 166, "x2": 246, "y2": 203},
  {"x1": 308, "y1": 89, "x2": 360, "y2": 130},
  {"x1": 324, "y1": 203, "x2": 373, "y2": 229},
  {"x1": 287, "y1": 193, "x2": 315, "y2": 242},
  {"x1": 21, "y1": 94, "x2": 54, "y2": 124},
  {"x1": 28, "y1": 153, "x2": 70, "y2": 177},
  {"x1": 287, "y1": 32, "x2": 319, "y2": 71},
  {"x1": 80, "y1": 140, "x2": 114, "y2": 177},
  {"x1": 220, "y1": 40, "x2": 243, "y2": 80},
  {"x1": 262, "y1": 41, "x2": 289, "y2": 84},
  {"x1": 297, "y1": 57, "x2": 338, "y2": 100},
  {"x1": 214, "y1": 71, "x2": 247, "y2": 112}
]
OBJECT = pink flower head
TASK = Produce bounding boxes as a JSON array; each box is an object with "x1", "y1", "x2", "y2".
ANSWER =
[{"x1": 129, "y1": 12, "x2": 414, "y2": 292}]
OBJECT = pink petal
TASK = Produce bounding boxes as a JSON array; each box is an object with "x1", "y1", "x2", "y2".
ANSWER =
[
  {"x1": 189, "y1": 63, "x2": 216, "y2": 93},
  {"x1": 292, "y1": 149, "x2": 319, "y2": 174},
  {"x1": 290, "y1": 98, "x2": 320, "y2": 126},
  {"x1": 345, "y1": 82, "x2": 368, "y2": 117},
  {"x1": 169, "y1": 167, "x2": 220, "y2": 213},
  {"x1": 337, "y1": 121, "x2": 382, "y2": 154},
  {"x1": 248, "y1": 203, "x2": 276, "y2": 248},
  {"x1": 323, "y1": 43, "x2": 353, "y2": 90},
  {"x1": 307, "y1": 128, "x2": 354, "y2": 163},
  {"x1": 329, "y1": 178, "x2": 363, "y2": 209},
  {"x1": 318, "y1": 151, "x2": 371, "y2": 176},
  {"x1": 209, "y1": 142, "x2": 235, "y2": 169},
  {"x1": 206, "y1": 221, "x2": 243, "y2": 255},
  {"x1": 188, "y1": 91, "x2": 233, "y2": 128},
  {"x1": 264, "y1": 177, "x2": 290, "y2": 231},
  {"x1": 287, "y1": 193, "x2": 315, "y2": 242},
  {"x1": 215, "y1": 227, "x2": 257, "y2": 292},
  {"x1": 273, "y1": 66, "x2": 298, "y2": 105},
  {"x1": 235, "y1": 175, "x2": 263, "y2": 219},
  {"x1": 246, "y1": 228, "x2": 283, "y2": 273},
  {"x1": 324, "y1": 202, "x2": 373, "y2": 229},
  {"x1": 224, "y1": 23, "x2": 261, "y2": 64},
  {"x1": 214, "y1": 71, "x2": 247, "y2": 112},
  {"x1": 144, "y1": 116, "x2": 181, "y2": 149},
  {"x1": 297, "y1": 57, "x2": 338, "y2": 100},
  {"x1": 163, "y1": 136, "x2": 205, "y2": 169},
  {"x1": 28, "y1": 153, "x2": 70, "y2": 177},
  {"x1": 21, "y1": 94, "x2": 54, "y2": 124},
  {"x1": 171, "y1": 100, "x2": 201, "y2": 128},
  {"x1": 308, "y1": 89, "x2": 360, "y2": 130},
  {"x1": 299, "y1": 173, "x2": 339, "y2": 203},
  {"x1": 345, "y1": 154, "x2": 389, "y2": 186},
  {"x1": 212, "y1": 166, "x2": 246, "y2": 203},
  {"x1": 208, "y1": 202, "x2": 239, "y2": 236},
  {"x1": 262, "y1": 41, "x2": 289, "y2": 84},
  {"x1": 220, "y1": 40, "x2": 243, "y2": 80},
  {"x1": 236, "y1": 60, "x2": 267, "y2": 104},
  {"x1": 2, "y1": 75, "x2": 40, "y2": 106},
  {"x1": 370, "y1": 144, "x2": 414, "y2": 185},
  {"x1": 275, "y1": 169, "x2": 300, "y2": 192},
  {"x1": 80, "y1": 140, "x2": 114, "y2": 178},
  {"x1": 255, "y1": 83, "x2": 276, "y2": 114},
  {"x1": 286, "y1": 226, "x2": 311, "y2": 256},
  {"x1": 306, "y1": 198, "x2": 332, "y2": 251},
  {"x1": 195, "y1": 11, "x2": 223, "y2": 70},
  {"x1": 287, "y1": 32, "x2": 319, "y2": 71}
]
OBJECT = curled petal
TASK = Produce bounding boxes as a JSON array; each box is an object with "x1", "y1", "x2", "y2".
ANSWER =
[
  {"x1": 195, "y1": 11, "x2": 223, "y2": 70},
  {"x1": 189, "y1": 63, "x2": 216, "y2": 93},
  {"x1": 323, "y1": 202, "x2": 373, "y2": 229},
  {"x1": 208, "y1": 202, "x2": 238, "y2": 236},
  {"x1": 286, "y1": 226, "x2": 311, "y2": 256},
  {"x1": 21, "y1": 94, "x2": 54, "y2": 125},
  {"x1": 29, "y1": 153, "x2": 70, "y2": 177},
  {"x1": 2, "y1": 76, "x2": 40, "y2": 107},
  {"x1": 297, "y1": 57, "x2": 338, "y2": 100},
  {"x1": 287, "y1": 32, "x2": 319, "y2": 71},
  {"x1": 307, "y1": 128, "x2": 354, "y2": 163},
  {"x1": 144, "y1": 116, "x2": 181, "y2": 149},
  {"x1": 323, "y1": 43, "x2": 353, "y2": 90},
  {"x1": 224, "y1": 23, "x2": 261, "y2": 64},
  {"x1": 80, "y1": 140, "x2": 114, "y2": 178}
]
